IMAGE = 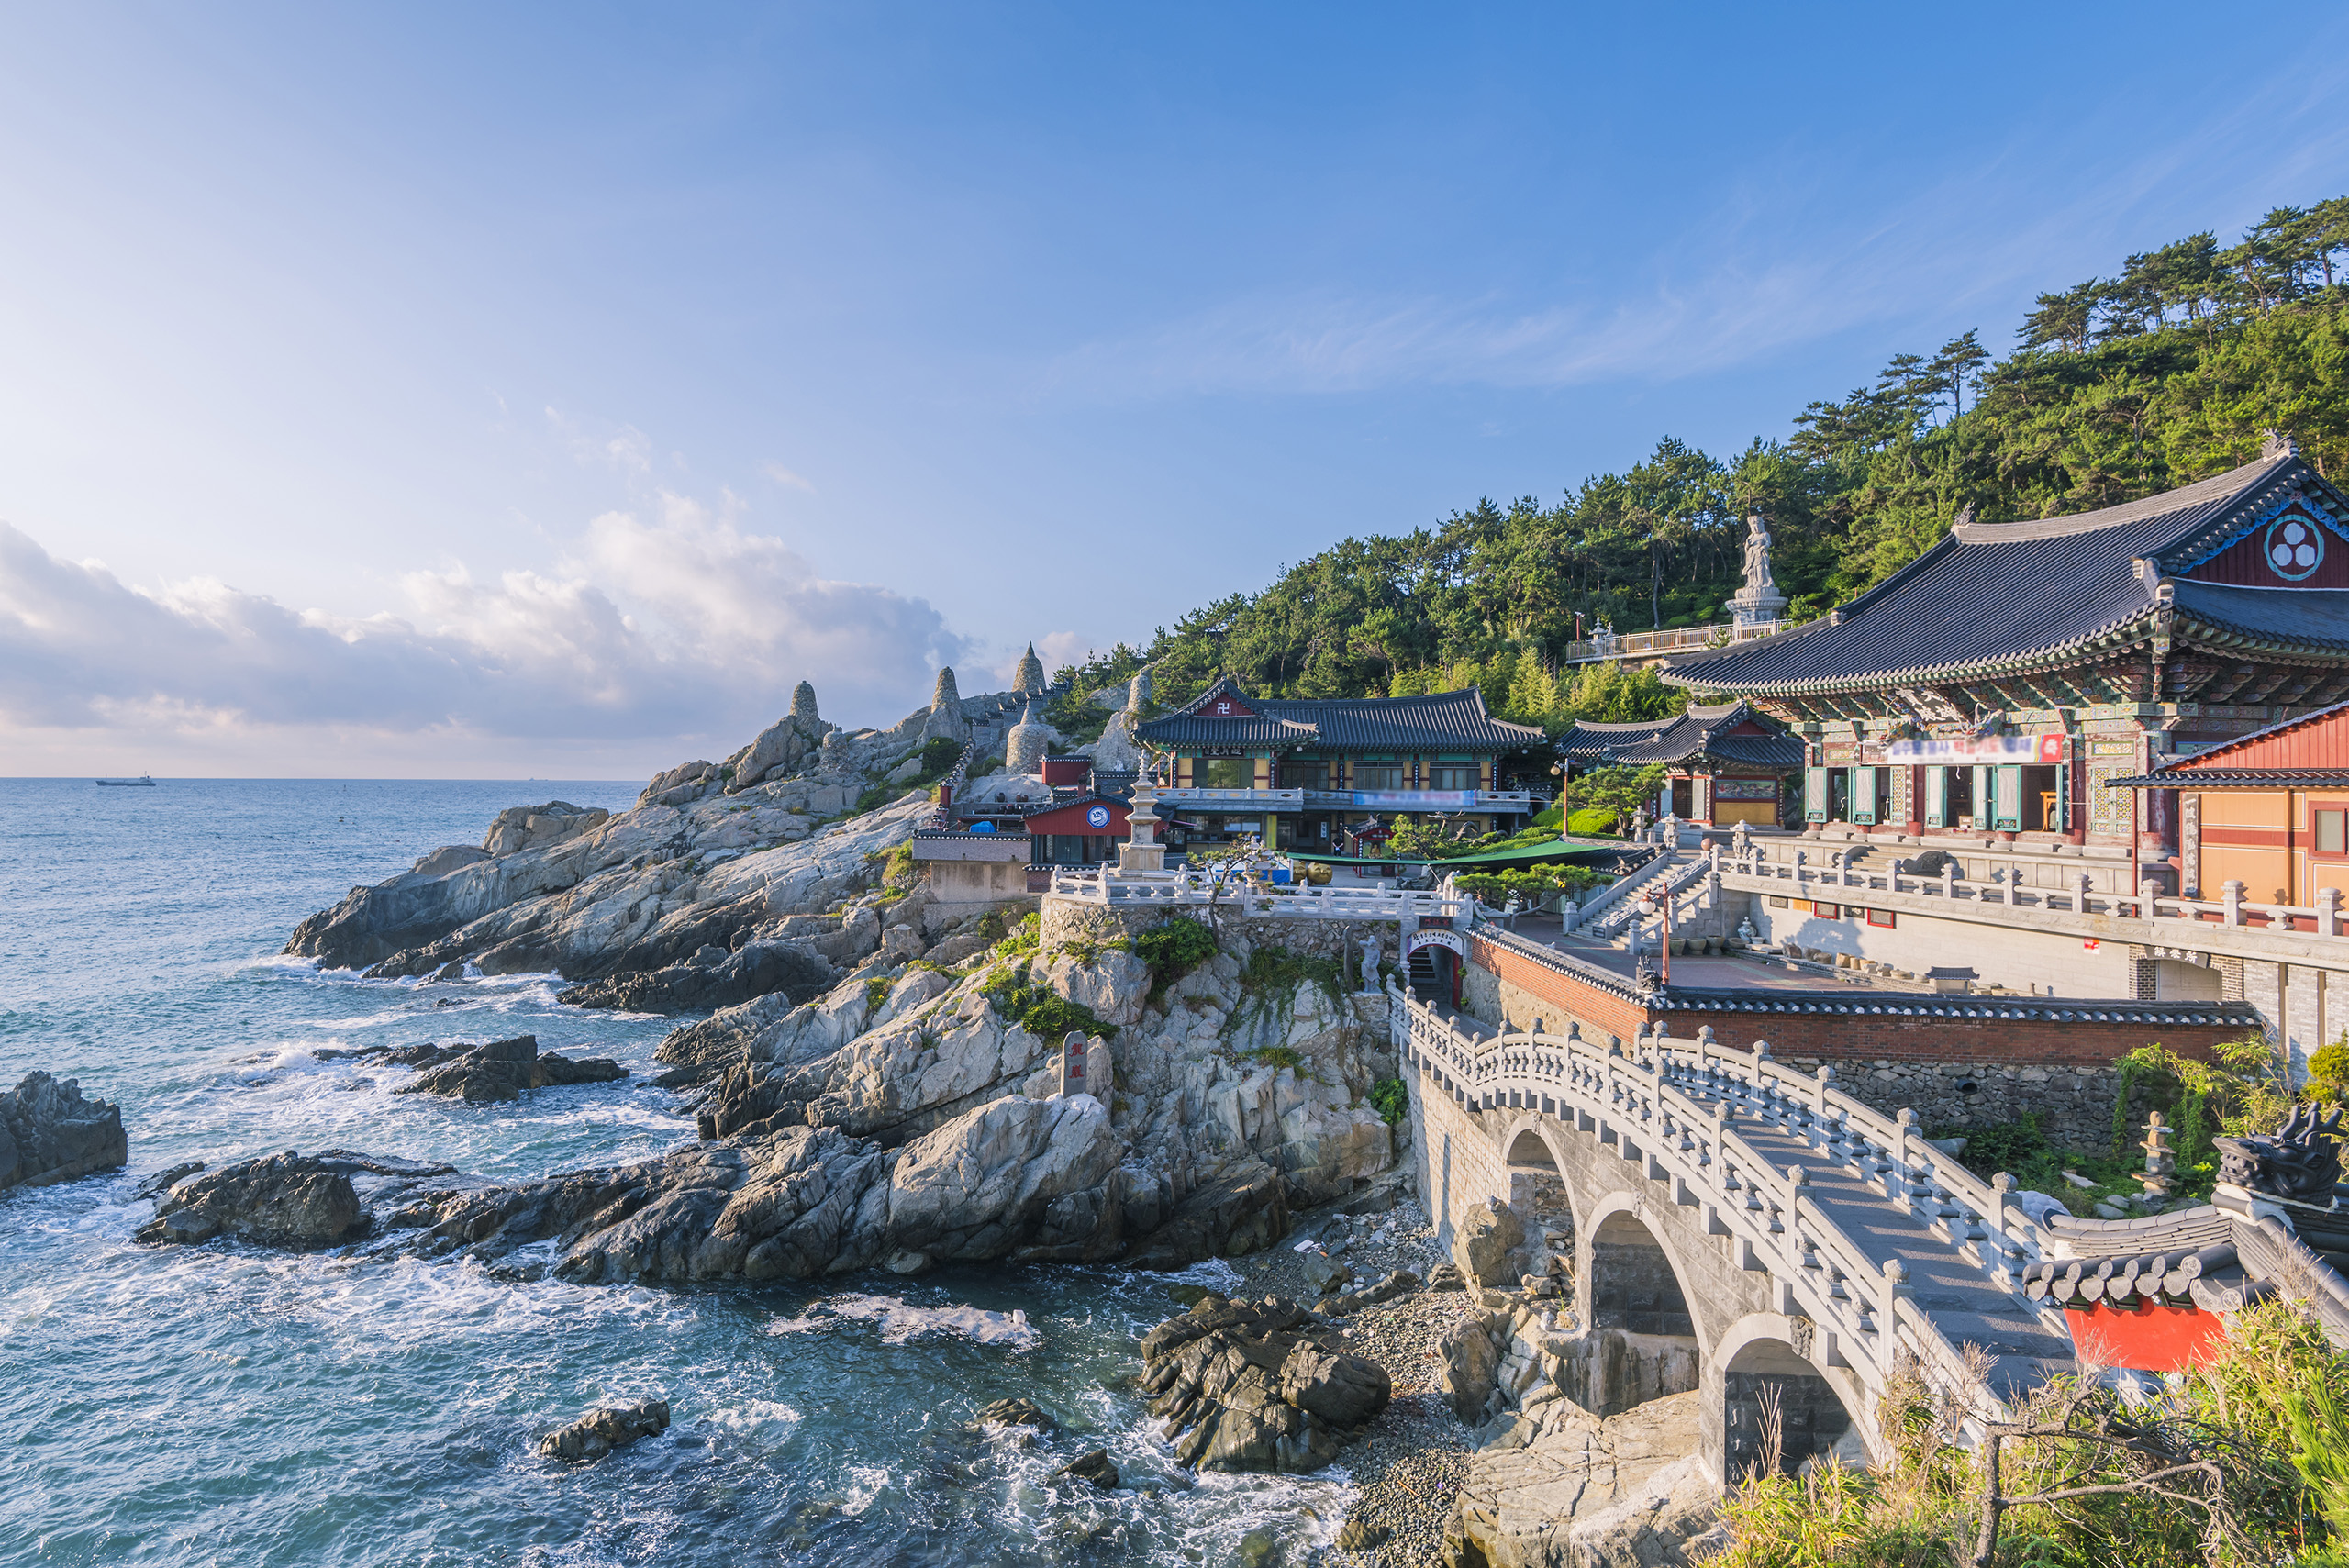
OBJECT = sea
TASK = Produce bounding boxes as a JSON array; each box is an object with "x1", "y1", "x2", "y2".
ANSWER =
[{"x1": 0, "y1": 779, "x2": 1344, "y2": 1567}]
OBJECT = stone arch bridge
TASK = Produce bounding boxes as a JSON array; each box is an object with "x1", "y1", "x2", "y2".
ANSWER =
[{"x1": 1393, "y1": 985, "x2": 2076, "y2": 1480}]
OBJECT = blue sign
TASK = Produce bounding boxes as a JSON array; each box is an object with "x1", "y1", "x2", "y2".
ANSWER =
[{"x1": 1085, "y1": 804, "x2": 1111, "y2": 829}]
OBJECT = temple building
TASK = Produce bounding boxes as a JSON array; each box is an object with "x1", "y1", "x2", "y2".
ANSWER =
[
  {"x1": 2112, "y1": 696, "x2": 2349, "y2": 905},
  {"x1": 1554, "y1": 700, "x2": 1803, "y2": 828},
  {"x1": 1134, "y1": 675, "x2": 1546, "y2": 852},
  {"x1": 1661, "y1": 439, "x2": 2349, "y2": 884}
]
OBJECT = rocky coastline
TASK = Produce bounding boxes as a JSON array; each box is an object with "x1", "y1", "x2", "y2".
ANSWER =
[{"x1": 86, "y1": 676, "x2": 1726, "y2": 1563}]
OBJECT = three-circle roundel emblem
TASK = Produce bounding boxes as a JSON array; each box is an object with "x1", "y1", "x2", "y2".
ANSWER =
[
  {"x1": 2266, "y1": 511, "x2": 2326, "y2": 581},
  {"x1": 1085, "y1": 804, "x2": 1111, "y2": 829}
]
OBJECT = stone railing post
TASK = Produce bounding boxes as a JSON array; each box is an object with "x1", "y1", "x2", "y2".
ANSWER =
[
  {"x1": 1697, "y1": 1023, "x2": 1714, "y2": 1078},
  {"x1": 1890, "y1": 1107, "x2": 1919, "y2": 1212},
  {"x1": 1987, "y1": 1171, "x2": 2016, "y2": 1283},
  {"x1": 1941, "y1": 864, "x2": 1955, "y2": 900},
  {"x1": 2076, "y1": 872, "x2": 2094, "y2": 912},
  {"x1": 2140, "y1": 879, "x2": 2162, "y2": 921},
  {"x1": 1877, "y1": 1258, "x2": 1909, "y2": 1372},
  {"x1": 1815, "y1": 1063, "x2": 1836, "y2": 1138},
  {"x1": 2322, "y1": 885, "x2": 2343, "y2": 939},
  {"x1": 2222, "y1": 879, "x2": 2244, "y2": 927}
]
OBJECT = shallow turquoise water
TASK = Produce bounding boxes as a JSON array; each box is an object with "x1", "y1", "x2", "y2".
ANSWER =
[{"x1": 0, "y1": 780, "x2": 1341, "y2": 1567}]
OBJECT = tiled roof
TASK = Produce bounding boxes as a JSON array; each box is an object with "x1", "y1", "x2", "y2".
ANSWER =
[
  {"x1": 2106, "y1": 768, "x2": 2349, "y2": 789},
  {"x1": 1663, "y1": 452, "x2": 2349, "y2": 695},
  {"x1": 1138, "y1": 676, "x2": 1544, "y2": 752},
  {"x1": 1556, "y1": 700, "x2": 1802, "y2": 768}
]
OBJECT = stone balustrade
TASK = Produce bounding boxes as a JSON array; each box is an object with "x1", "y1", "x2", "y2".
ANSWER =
[
  {"x1": 1719, "y1": 848, "x2": 2349, "y2": 948},
  {"x1": 1047, "y1": 866, "x2": 1471, "y2": 922},
  {"x1": 1391, "y1": 984, "x2": 2057, "y2": 1419}
]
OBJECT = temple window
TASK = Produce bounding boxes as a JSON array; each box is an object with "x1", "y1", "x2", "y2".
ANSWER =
[{"x1": 1199, "y1": 756, "x2": 1253, "y2": 789}]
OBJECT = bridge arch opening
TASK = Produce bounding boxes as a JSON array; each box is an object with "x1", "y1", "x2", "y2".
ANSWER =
[
  {"x1": 1501, "y1": 1124, "x2": 1571, "y2": 1284},
  {"x1": 1720, "y1": 1337, "x2": 1857, "y2": 1481},
  {"x1": 1587, "y1": 1210, "x2": 1696, "y2": 1338}
]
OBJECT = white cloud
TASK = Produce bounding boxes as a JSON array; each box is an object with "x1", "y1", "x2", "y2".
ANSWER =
[
  {"x1": 760, "y1": 461, "x2": 817, "y2": 493},
  {"x1": 0, "y1": 501, "x2": 969, "y2": 774}
]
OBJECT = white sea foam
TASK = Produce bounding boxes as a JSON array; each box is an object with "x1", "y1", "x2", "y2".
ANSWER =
[
  {"x1": 702, "y1": 1399, "x2": 804, "y2": 1443},
  {"x1": 766, "y1": 1293, "x2": 1041, "y2": 1348}
]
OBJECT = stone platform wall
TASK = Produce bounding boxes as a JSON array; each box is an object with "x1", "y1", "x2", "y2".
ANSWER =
[{"x1": 1040, "y1": 895, "x2": 1404, "y2": 969}]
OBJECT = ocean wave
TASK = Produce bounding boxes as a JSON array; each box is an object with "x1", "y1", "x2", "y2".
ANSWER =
[{"x1": 766, "y1": 1293, "x2": 1041, "y2": 1349}]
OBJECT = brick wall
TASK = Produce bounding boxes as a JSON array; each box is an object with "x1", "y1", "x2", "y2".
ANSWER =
[
  {"x1": 1649, "y1": 1004, "x2": 2234, "y2": 1068},
  {"x1": 1462, "y1": 934, "x2": 2236, "y2": 1153}
]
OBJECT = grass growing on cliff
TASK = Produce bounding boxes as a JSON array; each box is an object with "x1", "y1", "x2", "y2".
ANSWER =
[
  {"x1": 981, "y1": 968, "x2": 1118, "y2": 1041},
  {"x1": 1241, "y1": 1045, "x2": 1303, "y2": 1071},
  {"x1": 1133, "y1": 917, "x2": 1218, "y2": 1001},
  {"x1": 1240, "y1": 947, "x2": 1345, "y2": 1008},
  {"x1": 1369, "y1": 1077, "x2": 1408, "y2": 1125},
  {"x1": 988, "y1": 912, "x2": 1041, "y2": 962}
]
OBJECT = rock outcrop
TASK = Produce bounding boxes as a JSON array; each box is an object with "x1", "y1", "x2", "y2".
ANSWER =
[
  {"x1": 281, "y1": 668, "x2": 1050, "y2": 995},
  {"x1": 0, "y1": 1073, "x2": 128, "y2": 1192},
  {"x1": 147, "y1": 1092, "x2": 1129, "y2": 1281},
  {"x1": 138, "y1": 1151, "x2": 461, "y2": 1248},
  {"x1": 1137, "y1": 1295, "x2": 1391, "y2": 1473},
  {"x1": 538, "y1": 1398, "x2": 671, "y2": 1461},
  {"x1": 556, "y1": 938, "x2": 834, "y2": 1014},
  {"x1": 1442, "y1": 1392, "x2": 1722, "y2": 1568},
  {"x1": 376, "y1": 1035, "x2": 627, "y2": 1102}
]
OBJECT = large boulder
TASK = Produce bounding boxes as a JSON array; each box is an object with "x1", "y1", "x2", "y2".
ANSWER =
[
  {"x1": 140, "y1": 1152, "x2": 363, "y2": 1247},
  {"x1": 0, "y1": 1073, "x2": 128, "y2": 1192},
  {"x1": 482, "y1": 801, "x2": 609, "y2": 857},
  {"x1": 1136, "y1": 1295, "x2": 1390, "y2": 1473},
  {"x1": 1039, "y1": 950, "x2": 1152, "y2": 1028},
  {"x1": 883, "y1": 1094, "x2": 1122, "y2": 1269},
  {"x1": 1454, "y1": 1196, "x2": 1527, "y2": 1289},
  {"x1": 412, "y1": 844, "x2": 491, "y2": 877},
  {"x1": 139, "y1": 1151, "x2": 463, "y2": 1249}
]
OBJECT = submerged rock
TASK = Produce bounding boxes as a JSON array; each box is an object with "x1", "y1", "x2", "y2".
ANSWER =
[
  {"x1": 1136, "y1": 1295, "x2": 1390, "y2": 1473},
  {"x1": 537, "y1": 1397, "x2": 671, "y2": 1461},
  {"x1": 970, "y1": 1397, "x2": 1056, "y2": 1433},
  {"x1": 1053, "y1": 1449, "x2": 1119, "y2": 1489},
  {"x1": 0, "y1": 1072, "x2": 128, "y2": 1193}
]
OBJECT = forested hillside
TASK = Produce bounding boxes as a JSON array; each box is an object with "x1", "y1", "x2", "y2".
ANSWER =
[{"x1": 1054, "y1": 197, "x2": 2349, "y2": 734}]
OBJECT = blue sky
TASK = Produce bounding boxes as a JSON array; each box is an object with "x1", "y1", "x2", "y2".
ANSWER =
[{"x1": 6, "y1": 3, "x2": 2349, "y2": 775}]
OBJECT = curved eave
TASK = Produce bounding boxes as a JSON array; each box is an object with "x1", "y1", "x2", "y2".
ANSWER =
[
  {"x1": 2171, "y1": 609, "x2": 2349, "y2": 660},
  {"x1": 1661, "y1": 608, "x2": 2165, "y2": 697}
]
